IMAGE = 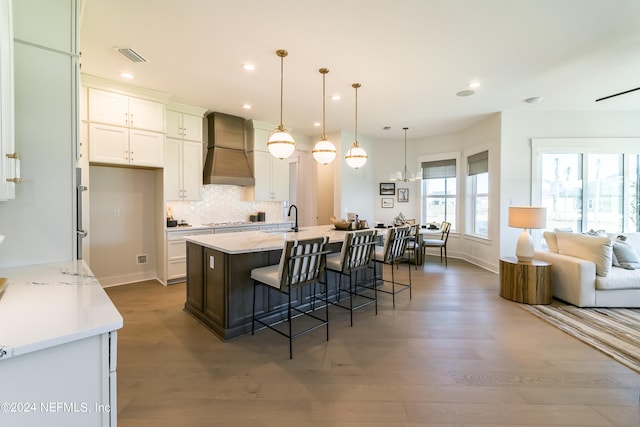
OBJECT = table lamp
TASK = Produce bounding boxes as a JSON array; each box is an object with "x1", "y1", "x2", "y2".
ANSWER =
[{"x1": 508, "y1": 206, "x2": 547, "y2": 263}]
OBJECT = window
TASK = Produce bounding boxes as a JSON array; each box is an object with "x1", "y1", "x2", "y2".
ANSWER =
[
  {"x1": 468, "y1": 151, "x2": 489, "y2": 237},
  {"x1": 535, "y1": 140, "x2": 640, "y2": 233},
  {"x1": 421, "y1": 159, "x2": 456, "y2": 229}
]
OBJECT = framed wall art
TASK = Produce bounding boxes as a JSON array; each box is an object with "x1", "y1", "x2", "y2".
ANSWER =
[
  {"x1": 381, "y1": 198, "x2": 394, "y2": 208},
  {"x1": 397, "y1": 188, "x2": 409, "y2": 203},
  {"x1": 379, "y1": 182, "x2": 395, "y2": 195}
]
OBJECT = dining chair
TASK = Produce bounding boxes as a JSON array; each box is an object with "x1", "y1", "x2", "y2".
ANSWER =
[
  {"x1": 326, "y1": 229, "x2": 378, "y2": 326},
  {"x1": 421, "y1": 221, "x2": 451, "y2": 266},
  {"x1": 404, "y1": 223, "x2": 420, "y2": 269},
  {"x1": 251, "y1": 236, "x2": 330, "y2": 359},
  {"x1": 374, "y1": 225, "x2": 412, "y2": 307}
]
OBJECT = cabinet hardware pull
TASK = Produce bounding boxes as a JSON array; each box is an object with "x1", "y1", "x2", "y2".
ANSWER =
[{"x1": 6, "y1": 153, "x2": 21, "y2": 184}]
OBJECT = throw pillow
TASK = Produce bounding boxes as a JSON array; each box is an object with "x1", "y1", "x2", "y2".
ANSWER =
[
  {"x1": 555, "y1": 231, "x2": 613, "y2": 277},
  {"x1": 612, "y1": 240, "x2": 640, "y2": 270},
  {"x1": 543, "y1": 231, "x2": 558, "y2": 253}
]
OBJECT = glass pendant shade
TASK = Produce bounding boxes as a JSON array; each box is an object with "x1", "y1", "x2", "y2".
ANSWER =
[
  {"x1": 268, "y1": 126, "x2": 296, "y2": 159},
  {"x1": 345, "y1": 144, "x2": 367, "y2": 169},
  {"x1": 312, "y1": 139, "x2": 337, "y2": 164},
  {"x1": 269, "y1": 49, "x2": 295, "y2": 160},
  {"x1": 312, "y1": 68, "x2": 336, "y2": 165}
]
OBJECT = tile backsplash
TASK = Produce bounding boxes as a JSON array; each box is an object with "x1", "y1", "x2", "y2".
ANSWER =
[{"x1": 167, "y1": 185, "x2": 286, "y2": 225}]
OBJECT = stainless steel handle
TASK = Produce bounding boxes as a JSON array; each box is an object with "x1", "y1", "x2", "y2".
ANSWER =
[
  {"x1": 6, "y1": 153, "x2": 21, "y2": 183},
  {"x1": 77, "y1": 229, "x2": 88, "y2": 238}
]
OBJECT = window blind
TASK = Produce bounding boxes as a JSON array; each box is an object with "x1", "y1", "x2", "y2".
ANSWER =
[
  {"x1": 421, "y1": 159, "x2": 456, "y2": 179},
  {"x1": 467, "y1": 151, "x2": 488, "y2": 176}
]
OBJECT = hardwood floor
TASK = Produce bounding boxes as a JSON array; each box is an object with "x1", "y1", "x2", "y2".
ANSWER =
[{"x1": 105, "y1": 258, "x2": 640, "y2": 426}]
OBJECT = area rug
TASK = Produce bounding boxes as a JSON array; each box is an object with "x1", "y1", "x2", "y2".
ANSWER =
[{"x1": 521, "y1": 304, "x2": 640, "y2": 374}]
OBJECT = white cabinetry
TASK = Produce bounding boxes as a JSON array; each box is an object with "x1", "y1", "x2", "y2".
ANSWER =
[
  {"x1": 0, "y1": 0, "x2": 16, "y2": 201},
  {"x1": 88, "y1": 88, "x2": 164, "y2": 132},
  {"x1": 166, "y1": 109, "x2": 203, "y2": 142},
  {"x1": 87, "y1": 87, "x2": 165, "y2": 167},
  {"x1": 247, "y1": 120, "x2": 289, "y2": 201},
  {"x1": 166, "y1": 228, "x2": 213, "y2": 284},
  {"x1": 164, "y1": 104, "x2": 206, "y2": 201}
]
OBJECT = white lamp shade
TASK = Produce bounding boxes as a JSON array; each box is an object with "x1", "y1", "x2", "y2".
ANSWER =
[
  {"x1": 508, "y1": 206, "x2": 546, "y2": 263},
  {"x1": 267, "y1": 130, "x2": 295, "y2": 159},
  {"x1": 345, "y1": 145, "x2": 368, "y2": 169},
  {"x1": 508, "y1": 206, "x2": 547, "y2": 229},
  {"x1": 312, "y1": 139, "x2": 337, "y2": 164}
]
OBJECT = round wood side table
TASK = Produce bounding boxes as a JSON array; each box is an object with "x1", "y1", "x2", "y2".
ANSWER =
[{"x1": 499, "y1": 256, "x2": 552, "y2": 304}]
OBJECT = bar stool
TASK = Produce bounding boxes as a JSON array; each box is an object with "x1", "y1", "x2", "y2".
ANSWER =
[
  {"x1": 374, "y1": 225, "x2": 412, "y2": 307},
  {"x1": 251, "y1": 236, "x2": 330, "y2": 359},
  {"x1": 325, "y1": 229, "x2": 378, "y2": 326}
]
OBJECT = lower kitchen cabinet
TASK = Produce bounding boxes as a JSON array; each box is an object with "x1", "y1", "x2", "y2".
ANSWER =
[{"x1": 165, "y1": 228, "x2": 213, "y2": 284}]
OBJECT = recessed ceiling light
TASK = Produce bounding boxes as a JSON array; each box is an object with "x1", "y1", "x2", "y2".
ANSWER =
[
  {"x1": 524, "y1": 96, "x2": 543, "y2": 104},
  {"x1": 242, "y1": 103, "x2": 251, "y2": 109},
  {"x1": 120, "y1": 72, "x2": 134, "y2": 79},
  {"x1": 468, "y1": 81, "x2": 481, "y2": 89},
  {"x1": 456, "y1": 89, "x2": 475, "y2": 97},
  {"x1": 313, "y1": 122, "x2": 321, "y2": 127},
  {"x1": 242, "y1": 64, "x2": 255, "y2": 71},
  {"x1": 330, "y1": 95, "x2": 341, "y2": 101}
]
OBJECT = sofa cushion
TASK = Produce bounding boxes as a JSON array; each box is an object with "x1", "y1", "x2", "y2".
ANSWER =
[
  {"x1": 612, "y1": 241, "x2": 640, "y2": 270},
  {"x1": 596, "y1": 266, "x2": 640, "y2": 290},
  {"x1": 555, "y1": 231, "x2": 613, "y2": 277},
  {"x1": 543, "y1": 231, "x2": 558, "y2": 253}
]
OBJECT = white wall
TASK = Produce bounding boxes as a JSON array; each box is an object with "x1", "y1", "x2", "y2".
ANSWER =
[
  {"x1": 338, "y1": 131, "x2": 376, "y2": 224},
  {"x1": 89, "y1": 166, "x2": 158, "y2": 286},
  {"x1": 500, "y1": 110, "x2": 640, "y2": 260},
  {"x1": 0, "y1": 0, "x2": 76, "y2": 268}
]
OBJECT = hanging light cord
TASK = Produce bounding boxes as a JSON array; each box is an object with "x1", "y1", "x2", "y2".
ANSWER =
[
  {"x1": 321, "y1": 69, "x2": 328, "y2": 139},
  {"x1": 353, "y1": 83, "x2": 360, "y2": 147}
]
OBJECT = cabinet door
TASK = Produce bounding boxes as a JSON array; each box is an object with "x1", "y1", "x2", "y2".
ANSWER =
[
  {"x1": 252, "y1": 150, "x2": 273, "y2": 200},
  {"x1": 164, "y1": 137, "x2": 182, "y2": 200},
  {"x1": 129, "y1": 129, "x2": 164, "y2": 167},
  {"x1": 89, "y1": 123, "x2": 128, "y2": 165},
  {"x1": 165, "y1": 110, "x2": 182, "y2": 139},
  {"x1": 128, "y1": 96, "x2": 164, "y2": 132},
  {"x1": 270, "y1": 155, "x2": 289, "y2": 200},
  {"x1": 181, "y1": 113, "x2": 203, "y2": 142},
  {"x1": 88, "y1": 88, "x2": 128, "y2": 127},
  {"x1": 182, "y1": 141, "x2": 202, "y2": 200}
]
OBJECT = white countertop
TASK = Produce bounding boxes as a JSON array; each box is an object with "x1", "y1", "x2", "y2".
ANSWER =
[
  {"x1": 0, "y1": 261, "x2": 123, "y2": 360},
  {"x1": 186, "y1": 225, "x2": 352, "y2": 254}
]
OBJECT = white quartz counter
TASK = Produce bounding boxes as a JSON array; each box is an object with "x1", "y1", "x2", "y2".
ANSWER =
[
  {"x1": 185, "y1": 225, "x2": 351, "y2": 254},
  {"x1": 0, "y1": 260, "x2": 123, "y2": 360}
]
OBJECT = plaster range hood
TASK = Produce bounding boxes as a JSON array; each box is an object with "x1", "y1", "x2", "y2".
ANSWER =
[{"x1": 203, "y1": 112, "x2": 255, "y2": 186}]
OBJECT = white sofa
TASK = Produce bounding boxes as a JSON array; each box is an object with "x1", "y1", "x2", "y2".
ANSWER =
[{"x1": 534, "y1": 231, "x2": 640, "y2": 307}]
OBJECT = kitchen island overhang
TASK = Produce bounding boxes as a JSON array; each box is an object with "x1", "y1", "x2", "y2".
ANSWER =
[{"x1": 184, "y1": 226, "x2": 377, "y2": 341}]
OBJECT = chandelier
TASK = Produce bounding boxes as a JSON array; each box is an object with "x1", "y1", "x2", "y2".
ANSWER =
[{"x1": 390, "y1": 127, "x2": 418, "y2": 181}]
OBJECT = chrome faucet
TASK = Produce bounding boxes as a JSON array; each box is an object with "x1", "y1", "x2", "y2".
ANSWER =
[{"x1": 288, "y1": 204, "x2": 299, "y2": 232}]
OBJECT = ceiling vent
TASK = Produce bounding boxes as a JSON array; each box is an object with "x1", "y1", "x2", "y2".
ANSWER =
[{"x1": 115, "y1": 47, "x2": 147, "y2": 63}]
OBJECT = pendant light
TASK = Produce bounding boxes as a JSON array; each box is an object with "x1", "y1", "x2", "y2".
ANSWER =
[
  {"x1": 312, "y1": 68, "x2": 337, "y2": 165},
  {"x1": 267, "y1": 49, "x2": 295, "y2": 160},
  {"x1": 390, "y1": 127, "x2": 418, "y2": 182},
  {"x1": 345, "y1": 83, "x2": 367, "y2": 169}
]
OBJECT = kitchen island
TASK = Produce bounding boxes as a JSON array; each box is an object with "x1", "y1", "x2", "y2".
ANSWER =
[
  {"x1": 185, "y1": 225, "x2": 356, "y2": 341},
  {"x1": 0, "y1": 261, "x2": 123, "y2": 427}
]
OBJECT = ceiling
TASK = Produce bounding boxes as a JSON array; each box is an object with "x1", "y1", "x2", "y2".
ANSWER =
[{"x1": 79, "y1": 0, "x2": 640, "y2": 142}]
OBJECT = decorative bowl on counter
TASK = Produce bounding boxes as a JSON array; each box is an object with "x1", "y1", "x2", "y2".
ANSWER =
[{"x1": 330, "y1": 216, "x2": 351, "y2": 230}]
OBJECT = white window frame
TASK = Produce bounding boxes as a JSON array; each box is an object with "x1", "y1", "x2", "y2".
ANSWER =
[
  {"x1": 419, "y1": 151, "x2": 460, "y2": 231},
  {"x1": 531, "y1": 138, "x2": 640, "y2": 233}
]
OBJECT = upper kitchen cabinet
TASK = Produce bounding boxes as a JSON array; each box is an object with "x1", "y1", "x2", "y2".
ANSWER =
[
  {"x1": 164, "y1": 103, "x2": 206, "y2": 201},
  {"x1": 88, "y1": 88, "x2": 164, "y2": 132},
  {"x1": 83, "y1": 79, "x2": 170, "y2": 168},
  {"x1": 166, "y1": 107, "x2": 204, "y2": 142},
  {"x1": 246, "y1": 120, "x2": 289, "y2": 201},
  {"x1": 89, "y1": 123, "x2": 164, "y2": 168}
]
